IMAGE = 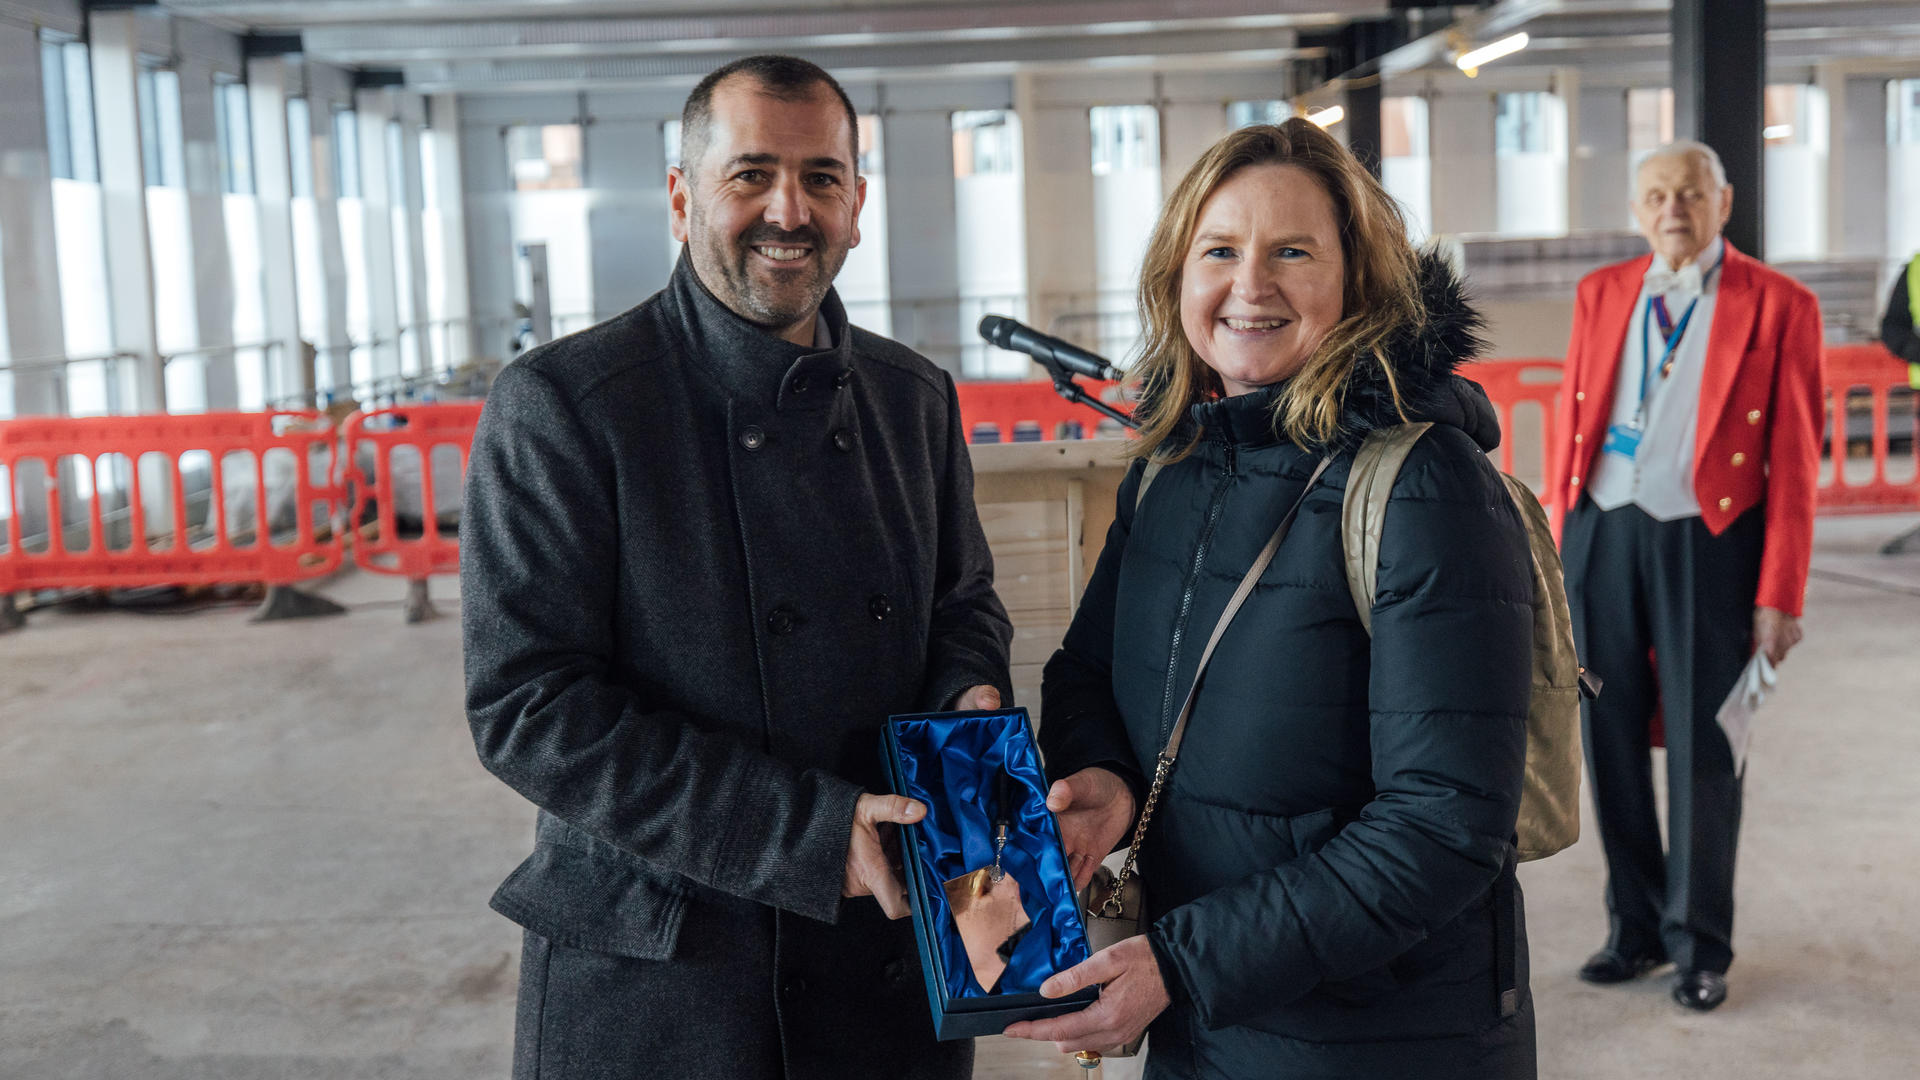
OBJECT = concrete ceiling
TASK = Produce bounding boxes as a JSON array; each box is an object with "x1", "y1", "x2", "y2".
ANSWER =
[{"x1": 145, "y1": 0, "x2": 1920, "y2": 94}]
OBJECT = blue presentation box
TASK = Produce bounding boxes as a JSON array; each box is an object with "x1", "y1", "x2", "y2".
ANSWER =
[{"x1": 880, "y1": 707, "x2": 1098, "y2": 1041}]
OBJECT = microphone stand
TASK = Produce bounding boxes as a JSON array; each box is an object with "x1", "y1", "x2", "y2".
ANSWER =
[{"x1": 1041, "y1": 366, "x2": 1138, "y2": 431}]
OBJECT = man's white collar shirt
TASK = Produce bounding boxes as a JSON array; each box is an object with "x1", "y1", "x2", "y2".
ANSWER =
[{"x1": 1588, "y1": 236, "x2": 1726, "y2": 520}]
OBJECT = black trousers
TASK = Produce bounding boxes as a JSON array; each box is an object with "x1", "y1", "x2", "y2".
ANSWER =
[
  {"x1": 1560, "y1": 497, "x2": 1763, "y2": 974},
  {"x1": 512, "y1": 896, "x2": 972, "y2": 1080}
]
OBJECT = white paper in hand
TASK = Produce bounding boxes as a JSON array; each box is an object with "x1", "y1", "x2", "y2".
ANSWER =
[{"x1": 1716, "y1": 652, "x2": 1777, "y2": 777}]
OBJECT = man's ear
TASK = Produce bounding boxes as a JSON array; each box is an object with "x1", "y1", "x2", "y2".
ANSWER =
[
  {"x1": 668, "y1": 165, "x2": 692, "y2": 244},
  {"x1": 850, "y1": 174, "x2": 868, "y2": 249},
  {"x1": 1718, "y1": 183, "x2": 1735, "y2": 231}
]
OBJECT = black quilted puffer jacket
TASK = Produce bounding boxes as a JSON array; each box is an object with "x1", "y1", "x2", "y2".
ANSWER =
[{"x1": 1041, "y1": 254, "x2": 1538, "y2": 1079}]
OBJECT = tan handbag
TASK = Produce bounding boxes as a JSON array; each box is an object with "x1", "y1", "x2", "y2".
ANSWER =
[{"x1": 1075, "y1": 458, "x2": 1332, "y2": 1059}]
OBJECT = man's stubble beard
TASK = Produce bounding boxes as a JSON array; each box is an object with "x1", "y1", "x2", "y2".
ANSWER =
[{"x1": 687, "y1": 201, "x2": 847, "y2": 331}]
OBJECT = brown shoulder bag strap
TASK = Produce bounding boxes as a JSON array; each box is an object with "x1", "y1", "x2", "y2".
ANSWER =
[{"x1": 1100, "y1": 455, "x2": 1334, "y2": 914}]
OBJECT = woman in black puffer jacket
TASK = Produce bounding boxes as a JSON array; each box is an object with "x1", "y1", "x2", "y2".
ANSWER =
[{"x1": 1002, "y1": 120, "x2": 1538, "y2": 1078}]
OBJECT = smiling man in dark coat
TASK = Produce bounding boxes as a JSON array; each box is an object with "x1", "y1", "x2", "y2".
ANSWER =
[{"x1": 461, "y1": 55, "x2": 1013, "y2": 1080}]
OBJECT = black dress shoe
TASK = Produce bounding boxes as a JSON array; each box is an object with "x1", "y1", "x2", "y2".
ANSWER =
[
  {"x1": 1672, "y1": 969, "x2": 1728, "y2": 1011},
  {"x1": 1578, "y1": 947, "x2": 1668, "y2": 984}
]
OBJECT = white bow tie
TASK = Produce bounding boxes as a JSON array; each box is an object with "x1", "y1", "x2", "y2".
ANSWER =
[{"x1": 1644, "y1": 261, "x2": 1705, "y2": 299}]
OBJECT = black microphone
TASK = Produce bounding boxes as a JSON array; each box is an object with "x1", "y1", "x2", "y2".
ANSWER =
[{"x1": 977, "y1": 315, "x2": 1120, "y2": 382}]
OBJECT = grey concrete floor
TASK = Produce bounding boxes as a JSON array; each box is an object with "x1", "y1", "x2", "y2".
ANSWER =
[{"x1": 3, "y1": 516, "x2": 1918, "y2": 1080}]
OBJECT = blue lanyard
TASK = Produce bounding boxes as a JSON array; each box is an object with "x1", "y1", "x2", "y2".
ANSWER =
[{"x1": 1634, "y1": 254, "x2": 1723, "y2": 425}]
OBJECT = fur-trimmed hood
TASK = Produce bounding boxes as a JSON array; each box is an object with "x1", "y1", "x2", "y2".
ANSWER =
[{"x1": 1183, "y1": 249, "x2": 1501, "y2": 455}]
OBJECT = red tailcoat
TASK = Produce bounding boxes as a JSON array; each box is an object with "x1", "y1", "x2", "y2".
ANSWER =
[{"x1": 1547, "y1": 242, "x2": 1825, "y2": 617}]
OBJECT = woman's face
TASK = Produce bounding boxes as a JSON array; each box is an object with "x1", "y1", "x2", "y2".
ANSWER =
[{"x1": 1179, "y1": 163, "x2": 1346, "y2": 397}]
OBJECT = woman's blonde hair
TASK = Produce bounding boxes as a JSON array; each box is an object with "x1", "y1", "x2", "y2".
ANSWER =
[{"x1": 1127, "y1": 118, "x2": 1423, "y2": 460}]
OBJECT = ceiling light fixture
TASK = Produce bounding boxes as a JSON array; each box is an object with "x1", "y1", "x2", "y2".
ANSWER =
[
  {"x1": 1456, "y1": 32, "x2": 1530, "y2": 78},
  {"x1": 1307, "y1": 105, "x2": 1345, "y2": 128},
  {"x1": 1763, "y1": 124, "x2": 1793, "y2": 140}
]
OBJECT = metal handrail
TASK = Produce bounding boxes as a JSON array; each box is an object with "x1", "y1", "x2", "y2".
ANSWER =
[
  {"x1": 2, "y1": 351, "x2": 141, "y2": 374},
  {"x1": 159, "y1": 340, "x2": 286, "y2": 362}
]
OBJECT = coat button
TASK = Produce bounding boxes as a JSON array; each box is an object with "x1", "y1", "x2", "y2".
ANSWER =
[
  {"x1": 834, "y1": 369, "x2": 853, "y2": 389},
  {"x1": 833, "y1": 429, "x2": 855, "y2": 452},
  {"x1": 1570, "y1": 476, "x2": 1581, "y2": 486},
  {"x1": 792, "y1": 374, "x2": 811, "y2": 393},
  {"x1": 1732, "y1": 452, "x2": 1747, "y2": 466},
  {"x1": 1575, "y1": 391, "x2": 1586, "y2": 402},
  {"x1": 1747, "y1": 409, "x2": 1762, "y2": 424},
  {"x1": 739, "y1": 426, "x2": 766, "y2": 451},
  {"x1": 1718, "y1": 497, "x2": 1733, "y2": 511},
  {"x1": 1574, "y1": 433, "x2": 1584, "y2": 444},
  {"x1": 767, "y1": 607, "x2": 797, "y2": 635},
  {"x1": 781, "y1": 978, "x2": 808, "y2": 999},
  {"x1": 869, "y1": 594, "x2": 891, "y2": 621}
]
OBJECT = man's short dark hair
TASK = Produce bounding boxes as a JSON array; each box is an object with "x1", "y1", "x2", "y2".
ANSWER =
[{"x1": 680, "y1": 55, "x2": 860, "y2": 178}]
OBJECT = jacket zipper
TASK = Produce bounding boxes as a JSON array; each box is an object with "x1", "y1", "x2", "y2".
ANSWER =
[{"x1": 1156, "y1": 442, "x2": 1237, "y2": 747}]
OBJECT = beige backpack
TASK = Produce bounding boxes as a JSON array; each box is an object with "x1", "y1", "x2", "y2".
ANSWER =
[{"x1": 1135, "y1": 422, "x2": 1585, "y2": 861}]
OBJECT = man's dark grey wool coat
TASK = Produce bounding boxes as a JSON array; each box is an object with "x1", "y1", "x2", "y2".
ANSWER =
[{"x1": 461, "y1": 255, "x2": 1014, "y2": 1080}]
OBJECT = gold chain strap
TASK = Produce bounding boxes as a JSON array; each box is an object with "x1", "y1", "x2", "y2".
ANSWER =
[{"x1": 1100, "y1": 751, "x2": 1174, "y2": 917}]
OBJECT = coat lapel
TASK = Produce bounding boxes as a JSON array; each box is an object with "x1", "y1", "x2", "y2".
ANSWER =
[
  {"x1": 1696, "y1": 242, "x2": 1760, "y2": 462},
  {"x1": 1584, "y1": 255, "x2": 1649, "y2": 421}
]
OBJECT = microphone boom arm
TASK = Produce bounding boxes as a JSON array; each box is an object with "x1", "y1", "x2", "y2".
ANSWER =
[{"x1": 1048, "y1": 372, "x2": 1139, "y2": 431}]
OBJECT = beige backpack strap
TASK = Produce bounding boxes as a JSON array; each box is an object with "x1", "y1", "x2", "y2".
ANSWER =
[
  {"x1": 1341, "y1": 423, "x2": 1433, "y2": 634},
  {"x1": 1134, "y1": 458, "x2": 1166, "y2": 516}
]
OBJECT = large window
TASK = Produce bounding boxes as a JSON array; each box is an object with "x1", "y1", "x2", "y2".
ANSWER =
[
  {"x1": 507, "y1": 124, "x2": 584, "y2": 191},
  {"x1": 137, "y1": 66, "x2": 185, "y2": 188},
  {"x1": 287, "y1": 97, "x2": 314, "y2": 197},
  {"x1": 1762, "y1": 84, "x2": 1828, "y2": 259},
  {"x1": 951, "y1": 111, "x2": 1016, "y2": 177},
  {"x1": 287, "y1": 98, "x2": 330, "y2": 388},
  {"x1": 1088, "y1": 105, "x2": 1160, "y2": 363},
  {"x1": 1382, "y1": 96, "x2": 1432, "y2": 239},
  {"x1": 1494, "y1": 91, "x2": 1567, "y2": 236},
  {"x1": 951, "y1": 110, "x2": 1026, "y2": 377},
  {"x1": 507, "y1": 124, "x2": 594, "y2": 336},
  {"x1": 1891, "y1": 81, "x2": 1920, "y2": 263},
  {"x1": 213, "y1": 79, "x2": 255, "y2": 196},
  {"x1": 41, "y1": 34, "x2": 99, "y2": 183},
  {"x1": 1089, "y1": 105, "x2": 1157, "y2": 177},
  {"x1": 388, "y1": 119, "x2": 420, "y2": 375},
  {"x1": 1893, "y1": 80, "x2": 1920, "y2": 145},
  {"x1": 215, "y1": 79, "x2": 268, "y2": 408},
  {"x1": 1228, "y1": 100, "x2": 1291, "y2": 129},
  {"x1": 40, "y1": 33, "x2": 119, "y2": 414},
  {"x1": 334, "y1": 109, "x2": 372, "y2": 390},
  {"x1": 420, "y1": 125, "x2": 450, "y2": 372},
  {"x1": 1627, "y1": 87, "x2": 1675, "y2": 157},
  {"x1": 332, "y1": 108, "x2": 362, "y2": 199},
  {"x1": 1495, "y1": 91, "x2": 1554, "y2": 155},
  {"x1": 139, "y1": 66, "x2": 199, "y2": 409}
]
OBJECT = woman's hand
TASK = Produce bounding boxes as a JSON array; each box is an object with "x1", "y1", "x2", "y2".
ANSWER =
[
  {"x1": 1002, "y1": 935, "x2": 1171, "y2": 1054},
  {"x1": 1046, "y1": 767, "x2": 1136, "y2": 892}
]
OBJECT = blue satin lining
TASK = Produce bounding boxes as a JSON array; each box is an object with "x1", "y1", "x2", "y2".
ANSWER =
[{"x1": 893, "y1": 711, "x2": 1090, "y2": 997}]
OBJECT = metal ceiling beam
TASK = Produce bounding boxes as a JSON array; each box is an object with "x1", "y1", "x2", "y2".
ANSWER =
[
  {"x1": 155, "y1": 0, "x2": 1389, "y2": 30},
  {"x1": 402, "y1": 31, "x2": 1323, "y2": 94},
  {"x1": 301, "y1": 10, "x2": 1352, "y2": 66}
]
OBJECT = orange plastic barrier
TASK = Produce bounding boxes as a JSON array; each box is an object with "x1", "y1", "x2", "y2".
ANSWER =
[
  {"x1": 1465, "y1": 359, "x2": 1565, "y2": 479},
  {"x1": 1819, "y1": 343, "x2": 1920, "y2": 514},
  {"x1": 954, "y1": 380, "x2": 1123, "y2": 442},
  {"x1": 341, "y1": 403, "x2": 483, "y2": 579},
  {"x1": 0, "y1": 411, "x2": 342, "y2": 592}
]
